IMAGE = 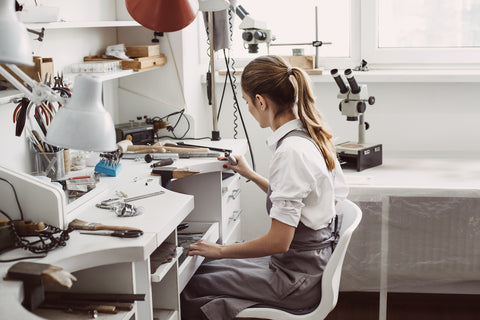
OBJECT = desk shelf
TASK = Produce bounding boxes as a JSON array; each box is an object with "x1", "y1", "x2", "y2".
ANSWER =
[
  {"x1": 33, "y1": 306, "x2": 135, "y2": 320},
  {"x1": 25, "y1": 21, "x2": 141, "y2": 30},
  {"x1": 153, "y1": 309, "x2": 178, "y2": 320},
  {"x1": 151, "y1": 247, "x2": 183, "y2": 283}
]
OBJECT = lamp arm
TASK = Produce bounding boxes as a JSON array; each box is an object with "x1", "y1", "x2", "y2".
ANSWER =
[
  {"x1": 0, "y1": 65, "x2": 33, "y2": 99},
  {"x1": 1, "y1": 64, "x2": 65, "y2": 105}
]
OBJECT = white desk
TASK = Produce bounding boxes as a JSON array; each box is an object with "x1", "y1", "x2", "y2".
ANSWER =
[
  {"x1": 341, "y1": 156, "x2": 480, "y2": 320},
  {"x1": 0, "y1": 139, "x2": 248, "y2": 320}
]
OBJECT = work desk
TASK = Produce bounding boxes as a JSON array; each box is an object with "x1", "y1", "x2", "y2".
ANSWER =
[
  {"x1": 340, "y1": 156, "x2": 480, "y2": 320},
  {"x1": 0, "y1": 139, "x2": 248, "y2": 320}
]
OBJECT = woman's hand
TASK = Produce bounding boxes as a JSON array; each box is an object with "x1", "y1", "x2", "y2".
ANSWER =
[
  {"x1": 218, "y1": 155, "x2": 254, "y2": 180},
  {"x1": 219, "y1": 154, "x2": 269, "y2": 193},
  {"x1": 188, "y1": 239, "x2": 223, "y2": 259}
]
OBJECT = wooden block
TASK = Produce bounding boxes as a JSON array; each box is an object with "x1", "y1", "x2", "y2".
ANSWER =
[
  {"x1": 121, "y1": 54, "x2": 167, "y2": 71},
  {"x1": 126, "y1": 45, "x2": 161, "y2": 58},
  {"x1": 0, "y1": 56, "x2": 54, "y2": 83},
  {"x1": 84, "y1": 55, "x2": 121, "y2": 62},
  {"x1": 282, "y1": 55, "x2": 314, "y2": 70}
]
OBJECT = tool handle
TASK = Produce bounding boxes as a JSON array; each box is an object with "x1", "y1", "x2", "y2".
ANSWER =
[
  {"x1": 93, "y1": 224, "x2": 142, "y2": 231},
  {"x1": 225, "y1": 153, "x2": 238, "y2": 165}
]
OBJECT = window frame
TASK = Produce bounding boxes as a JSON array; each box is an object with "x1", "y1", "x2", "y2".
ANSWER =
[
  {"x1": 208, "y1": 0, "x2": 360, "y2": 71},
  {"x1": 361, "y1": 0, "x2": 480, "y2": 67}
]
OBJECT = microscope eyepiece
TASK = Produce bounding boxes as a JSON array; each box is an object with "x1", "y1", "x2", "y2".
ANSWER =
[
  {"x1": 331, "y1": 69, "x2": 349, "y2": 94},
  {"x1": 254, "y1": 30, "x2": 267, "y2": 41},
  {"x1": 344, "y1": 69, "x2": 361, "y2": 94},
  {"x1": 242, "y1": 31, "x2": 253, "y2": 41}
]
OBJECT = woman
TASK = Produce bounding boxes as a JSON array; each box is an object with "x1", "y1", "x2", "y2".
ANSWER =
[{"x1": 181, "y1": 55, "x2": 349, "y2": 320}]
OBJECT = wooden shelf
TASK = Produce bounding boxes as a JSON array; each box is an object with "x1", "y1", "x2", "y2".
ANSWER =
[
  {"x1": 0, "y1": 89, "x2": 22, "y2": 105},
  {"x1": 25, "y1": 20, "x2": 141, "y2": 30}
]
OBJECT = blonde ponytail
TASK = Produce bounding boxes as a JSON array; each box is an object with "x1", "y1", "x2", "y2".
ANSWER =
[{"x1": 242, "y1": 56, "x2": 337, "y2": 170}]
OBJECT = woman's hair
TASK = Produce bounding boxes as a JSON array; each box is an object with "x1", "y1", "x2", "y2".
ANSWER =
[{"x1": 241, "y1": 55, "x2": 337, "y2": 170}]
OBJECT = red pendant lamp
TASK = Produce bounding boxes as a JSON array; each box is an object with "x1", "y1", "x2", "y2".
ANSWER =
[{"x1": 126, "y1": 0, "x2": 197, "y2": 32}]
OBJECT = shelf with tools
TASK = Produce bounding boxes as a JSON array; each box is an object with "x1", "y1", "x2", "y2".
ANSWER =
[
  {"x1": 24, "y1": 20, "x2": 141, "y2": 30},
  {"x1": 0, "y1": 89, "x2": 22, "y2": 105}
]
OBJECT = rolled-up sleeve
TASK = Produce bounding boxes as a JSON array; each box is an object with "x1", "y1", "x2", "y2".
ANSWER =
[{"x1": 268, "y1": 149, "x2": 314, "y2": 227}]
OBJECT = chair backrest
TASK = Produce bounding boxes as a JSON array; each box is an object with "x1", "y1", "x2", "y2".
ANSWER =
[
  {"x1": 314, "y1": 199, "x2": 362, "y2": 318},
  {"x1": 236, "y1": 199, "x2": 362, "y2": 320}
]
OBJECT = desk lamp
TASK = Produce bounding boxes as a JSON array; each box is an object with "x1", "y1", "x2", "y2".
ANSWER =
[
  {"x1": 0, "y1": 0, "x2": 117, "y2": 152},
  {"x1": 126, "y1": 0, "x2": 230, "y2": 141}
]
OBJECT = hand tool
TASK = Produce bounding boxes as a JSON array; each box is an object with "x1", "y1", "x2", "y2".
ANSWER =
[
  {"x1": 68, "y1": 219, "x2": 142, "y2": 232},
  {"x1": 124, "y1": 191, "x2": 164, "y2": 202},
  {"x1": 79, "y1": 230, "x2": 143, "y2": 238},
  {"x1": 14, "y1": 98, "x2": 30, "y2": 137},
  {"x1": 150, "y1": 158, "x2": 174, "y2": 168},
  {"x1": 225, "y1": 152, "x2": 238, "y2": 165},
  {"x1": 177, "y1": 142, "x2": 232, "y2": 153},
  {"x1": 178, "y1": 152, "x2": 221, "y2": 158}
]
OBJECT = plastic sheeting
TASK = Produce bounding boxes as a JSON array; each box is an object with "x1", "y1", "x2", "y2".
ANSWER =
[{"x1": 340, "y1": 194, "x2": 480, "y2": 294}]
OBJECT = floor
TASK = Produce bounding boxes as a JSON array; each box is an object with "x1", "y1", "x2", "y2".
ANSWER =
[{"x1": 326, "y1": 292, "x2": 480, "y2": 320}]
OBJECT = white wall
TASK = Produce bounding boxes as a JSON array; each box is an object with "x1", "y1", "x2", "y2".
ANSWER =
[
  {"x1": 215, "y1": 80, "x2": 480, "y2": 239},
  {"x1": 1, "y1": 2, "x2": 479, "y2": 240}
]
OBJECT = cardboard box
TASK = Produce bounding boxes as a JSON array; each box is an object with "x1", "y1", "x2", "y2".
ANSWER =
[{"x1": 126, "y1": 45, "x2": 161, "y2": 58}]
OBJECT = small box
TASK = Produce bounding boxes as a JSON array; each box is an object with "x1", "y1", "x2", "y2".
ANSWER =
[{"x1": 126, "y1": 45, "x2": 161, "y2": 58}]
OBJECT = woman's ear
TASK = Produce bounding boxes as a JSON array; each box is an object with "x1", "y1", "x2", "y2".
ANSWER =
[{"x1": 255, "y1": 94, "x2": 266, "y2": 111}]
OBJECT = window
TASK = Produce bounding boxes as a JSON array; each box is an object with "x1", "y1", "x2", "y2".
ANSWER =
[
  {"x1": 362, "y1": 0, "x2": 480, "y2": 65},
  {"x1": 207, "y1": 0, "x2": 480, "y2": 69},
  {"x1": 217, "y1": 0, "x2": 355, "y2": 69}
]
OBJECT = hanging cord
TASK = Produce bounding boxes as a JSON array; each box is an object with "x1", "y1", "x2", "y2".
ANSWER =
[
  {"x1": 221, "y1": 49, "x2": 240, "y2": 139},
  {"x1": 0, "y1": 179, "x2": 73, "y2": 262},
  {"x1": 0, "y1": 178, "x2": 25, "y2": 220},
  {"x1": 222, "y1": 55, "x2": 256, "y2": 171},
  {"x1": 217, "y1": 7, "x2": 235, "y2": 125},
  {"x1": 155, "y1": 109, "x2": 191, "y2": 140}
]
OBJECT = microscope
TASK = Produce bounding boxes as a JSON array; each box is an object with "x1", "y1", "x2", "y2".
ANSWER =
[
  {"x1": 235, "y1": 5, "x2": 275, "y2": 54},
  {"x1": 331, "y1": 69, "x2": 382, "y2": 171}
]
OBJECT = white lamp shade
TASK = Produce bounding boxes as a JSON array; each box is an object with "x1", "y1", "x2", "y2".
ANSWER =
[
  {"x1": 0, "y1": 0, "x2": 33, "y2": 65},
  {"x1": 46, "y1": 75, "x2": 117, "y2": 152}
]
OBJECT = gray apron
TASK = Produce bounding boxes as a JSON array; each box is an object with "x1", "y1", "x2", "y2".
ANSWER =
[{"x1": 181, "y1": 130, "x2": 341, "y2": 320}]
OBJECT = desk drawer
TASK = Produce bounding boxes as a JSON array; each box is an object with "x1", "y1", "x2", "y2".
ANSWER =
[
  {"x1": 221, "y1": 175, "x2": 241, "y2": 240},
  {"x1": 178, "y1": 222, "x2": 219, "y2": 292}
]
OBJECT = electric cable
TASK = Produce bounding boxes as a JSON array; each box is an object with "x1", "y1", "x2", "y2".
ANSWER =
[
  {"x1": 0, "y1": 182, "x2": 72, "y2": 261},
  {"x1": 222, "y1": 49, "x2": 240, "y2": 138},
  {"x1": 0, "y1": 178, "x2": 24, "y2": 220},
  {"x1": 223, "y1": 55, "x2": 256, "y2": 171}
]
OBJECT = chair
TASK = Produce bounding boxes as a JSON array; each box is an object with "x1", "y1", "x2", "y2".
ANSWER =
[{"x1": 236, "y1": 199, "x2": 362, "y2": 320}]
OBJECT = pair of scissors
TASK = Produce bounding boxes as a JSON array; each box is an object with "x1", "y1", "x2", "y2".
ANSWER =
[{"x1": 79, "y1": 230, "x2": 144, "y2": 238}]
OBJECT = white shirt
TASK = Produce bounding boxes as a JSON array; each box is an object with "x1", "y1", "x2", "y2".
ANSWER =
[{"x1": 266, "y1": 119, "x2": 349, "y2": 230}]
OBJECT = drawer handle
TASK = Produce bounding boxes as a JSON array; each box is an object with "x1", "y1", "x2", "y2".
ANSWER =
[
  {"x1": 229, "y1": 189, "x2": 241, "y2": 200},
  {"x1": 230, "y1": 209, "x2": 242, "y2": 221}
]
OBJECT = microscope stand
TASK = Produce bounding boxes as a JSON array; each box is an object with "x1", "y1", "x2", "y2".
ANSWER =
[{"x1": 336, "y1": 141, "x2": 382, "y2": 172}]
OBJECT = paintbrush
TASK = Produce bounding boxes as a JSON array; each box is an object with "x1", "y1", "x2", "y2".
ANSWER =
[{"x1": 68, "y1": 219, "x2": 142, "y2": 232}]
